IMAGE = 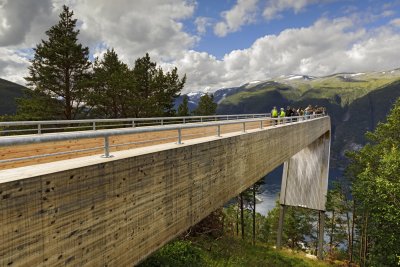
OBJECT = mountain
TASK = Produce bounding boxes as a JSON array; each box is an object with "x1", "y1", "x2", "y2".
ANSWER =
[
  {"x1": 0, "y1": 78, "x2": 26, "y2": 116},
  {"x1": 212, "y1": 69, "x2": 400, "y2": 168}
]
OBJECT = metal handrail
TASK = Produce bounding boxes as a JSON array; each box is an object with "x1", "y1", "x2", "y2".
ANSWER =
[
  {"x1": 0, "y1": 113, "x2": 270, "y2": 135},
  {"x1": 0, "y1": 114, "x2": 325, "y2": 164}
]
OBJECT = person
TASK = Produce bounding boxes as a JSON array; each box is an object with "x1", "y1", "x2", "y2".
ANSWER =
[
  {"x1": 304, "y1": 105, "x2": 312, "y2": 119},
  {"x1": 271, "y1": 106, "x2": 278, "y2": 118},
  {"x1": 271, "y1": 106, "x2": 278, "y2": 125},
  {"x1": 286, "y1": 106, "x2": 293, "y2": 117},
  {"x1": 291, "y1": 107, "x2": 298, "y2": 121},
  {"x1": 279, "y1": 107, "x2": 285, "y2": 123}
]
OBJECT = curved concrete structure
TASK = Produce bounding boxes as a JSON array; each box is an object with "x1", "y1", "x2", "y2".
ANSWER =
[{"x1": 0, "y1": 116, "x2": 330, "y2": 266}]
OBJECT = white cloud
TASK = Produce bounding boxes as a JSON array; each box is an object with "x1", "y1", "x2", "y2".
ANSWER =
[
  {"x1": 214, "y1": 0, "x2": 258, "y2": 37},
  {"x1": 390, "y1": 18, "x2": 400, "y2": 27},
  {"x1": 1, "y1": 0, "x2": 400, "y2": 95},
  {"x1": 195, "y1": 17, "x2": 212, "y2": 35},
  {"x1": 0, "y1": 48, "x2": 29, "y2": 85},
  {"x1": 70, "y1": 0, "x2": 197, "y2": 63},
  {"x1": 0, "y1": 0, "x2": 198, "y2": 84},
  {"x1": 263, "y1": 0, "x2": 320, "y2": 20},
  {"x1": 175, "y1": 17, "x2": 400, "y2": 93}
]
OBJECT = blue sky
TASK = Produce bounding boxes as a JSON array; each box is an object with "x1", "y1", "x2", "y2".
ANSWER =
[
  {"x1": 189, "y1": 0, "x2": 399, "y2": 58},
  {"x1": 0, "y1": 0, "x2": 400, "y2": 92}
]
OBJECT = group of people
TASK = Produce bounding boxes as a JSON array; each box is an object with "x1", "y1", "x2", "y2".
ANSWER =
[{"x1": 270, "y1": 105, "x2": 326, "y2": 121}]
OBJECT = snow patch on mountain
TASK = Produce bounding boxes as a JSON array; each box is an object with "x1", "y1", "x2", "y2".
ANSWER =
[{"x1": 349, "y1": 73, "x2": 365, "y2": 77}]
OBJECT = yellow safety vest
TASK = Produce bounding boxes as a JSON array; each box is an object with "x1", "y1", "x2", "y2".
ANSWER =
[
  {"x1": 272, "y1": 109, "x2": 278, "y2": 117},
  {"x1": 280, "y1": 111, "x2": 285, "y2": 117}
]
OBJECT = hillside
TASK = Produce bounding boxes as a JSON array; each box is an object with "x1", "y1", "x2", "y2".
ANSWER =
[
  {"x1": 0, "y1": 78, "x2": 26, "y2": 115},
  {"x1": 139, "y1": 237, "x2": 339, "y2": 267},
  {"x1": 214, "y1": 70, "x2": 400, "y2": 168}
]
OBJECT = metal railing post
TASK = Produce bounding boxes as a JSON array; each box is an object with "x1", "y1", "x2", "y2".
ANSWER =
[
  {"x1": 38, "y1": 124, "x2": 41, "y2": 134},
  {"x1": 132, "y1": 120, "x2": 135, "y2": 127},
  {"x1": 260, "y1": 120, "x2": 263, "y2": 129},
  {"x1": 93, "y1": 122, "x2": 96, "y2": 130},
  {"x1": 183, "y1": 118, "x2": 186, "y2": 124},
  {"x1": 217, "y1": 125, "x2": 221, "y2": 137},
  {"x1": 242, "y1": 122, "x2": 246, "y2": 132},
  {"x1": 103, "y1": 136, "x2": 111, "y2": 158},
  {"x1": 161, "y1": 119, "x2": 164, "y2": 126},
  {"x1": 177, "y1": 128, "x2": 182, "y2": 144}
]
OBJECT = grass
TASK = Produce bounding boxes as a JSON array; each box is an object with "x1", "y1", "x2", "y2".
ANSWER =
[
  {"x1": 139, "y1": 236, "x2": 343, "y2": 267},
  {"x1": 198, "y1": 236, "x2": 338, "y2": 267}
]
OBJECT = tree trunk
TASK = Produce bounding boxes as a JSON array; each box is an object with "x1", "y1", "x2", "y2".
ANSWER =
[
  {"x1": 252, "y1": 186, "x2": 256, "y2": 246},
  {"x1": 363, "y1": 214, "x2": 368, "y2": 266},
  {"x1": 350, "y1": 204, "x2": 355, "y2": 263},
  {"x1": 330, "y1": 210, "x2": 335, "y2": 256},
  {"x1": 236, "y1": 198, "x2": 239, "y2": 236},
  {"x1": 346, "y1": 210, "x2": 351, "y2": 261},
  {"x1": 240, "y1": 193, "x2": 244, "y2": 240}
]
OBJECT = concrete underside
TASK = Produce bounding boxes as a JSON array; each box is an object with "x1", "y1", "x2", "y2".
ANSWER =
[
  {"x1": 0, "y1": 117, "x2": 330, "y2": 266},
  {"x1": 280, "y1": 131, "x2": 330, "y2": 211}
]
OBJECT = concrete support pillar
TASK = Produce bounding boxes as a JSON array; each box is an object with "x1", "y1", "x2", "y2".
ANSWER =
[
  {"x1": 276, "y1": 204, "x2": 286, "y2": 249},
  {"x1": 317, "y1": 210, "x2": 325, "y2": 260}
]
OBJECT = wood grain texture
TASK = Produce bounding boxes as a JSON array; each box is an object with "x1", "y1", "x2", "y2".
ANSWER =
[
  {"x1": 0, "y1": 121, "x2": 272, "y2": 170},
  {"x1": 0, "y1": 117, "x2": 330, "y2": 266}
]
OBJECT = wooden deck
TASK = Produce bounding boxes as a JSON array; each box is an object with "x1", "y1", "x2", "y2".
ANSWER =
[{"x1": 0, "y1": 120, "x2": 272, "y2": 170}]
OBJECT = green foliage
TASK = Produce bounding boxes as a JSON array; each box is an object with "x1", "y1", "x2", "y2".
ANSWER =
[
  {"x1": 130, "y1": 53, "x2": 185, "y2": 117},
  {"x1": 177, "y1": 95, "x2": 190, "y2": 116},
  {"x1": 324, "y1": 182, "x2": 351, "y2": 260},
  {"x1": 198, "y1": 236, "x2": 335, "y2": 267},
  {"x1": 193, "y1": 93, "x2": 217, "y2": 115},
  {"x1": 24, "y1": 5, "x2": 91, "y2": 119},
  {"x1": 15, "y1": 5, "x2": 186, "y2": 120},
  {"x1": 88, "y1": 49, "x2": 131, "y2": 118},
  {"x1": 264, "y1": 201, "x2": 318, "y2": 252},
  {"x1": 138, "y1": 240, "x2": 203, "y2": 267},
  {"x1": 346, "y1": 97, "x2": 400, "y2": 266},
  {"x1": 14, "y1": 89, "x2": 64, "y2": 120},
  {"x1": 140, "y1": 236, "x2": 336, "y2": 267}
]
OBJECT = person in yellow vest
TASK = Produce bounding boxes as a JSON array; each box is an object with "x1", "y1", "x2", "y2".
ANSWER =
[
  {"x1": 279, "y1": 108, "x2": 286, "y2": 124},
  {"x1": 271, "y1": 106, "x2": 278, "y2": 125}
]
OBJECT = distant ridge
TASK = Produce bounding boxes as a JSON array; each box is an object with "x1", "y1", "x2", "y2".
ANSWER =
[{"x1": 0, "y1": 78, "x2": 26, "y2": 116}]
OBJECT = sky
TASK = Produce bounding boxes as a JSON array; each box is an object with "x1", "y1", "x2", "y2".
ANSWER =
[{"x1": 1, "y1": 0, "x2": 400, "y2": 93}]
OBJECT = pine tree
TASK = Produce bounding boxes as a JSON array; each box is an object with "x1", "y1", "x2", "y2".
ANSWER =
[
  {"x1": 24, "y1": 5, "x2": 91, "y2": 120},
  {"x1": 15, "y1": 89, "x2": 64, "y2": 120},
  {"x1": 177, "y1": 95, "x2": 190, "y2": 116},
  {"x1": 130, "y1": 53, "x2": 185, "y2": 117},
  {"x1": 346, "y1": 97, "x2": 400, "y2": 266},
  {"x1": 89, "y1": 49, "x2": 132, "y2": 118},
  {"x1": 193, "y1": 93, "x2": 217, "y2": 115}
]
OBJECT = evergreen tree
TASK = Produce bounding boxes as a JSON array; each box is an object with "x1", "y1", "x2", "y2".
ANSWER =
[
  {"x1": 346, "y1": 97, "x2": 400, "y2": 266},
  {"x1": 193, "y1": 93, "x2": 217, "y2": 115},
  {"x1": 177, "y1": 95, "x2": 190, "y2": 116},
  {"x1": 15, "y1": 89, "x2": 64, "y2": 120},
  {"x1": 265, "y1": 200, "x2": 317, "y2": 251},
  {"x1": 24, "y1": 5, "x2": 91, "y2": 120},
  {"x1": 89, "y1": 49, "x2": 132, "y2": 118},
  {"x1": 325, "y1": 183, "x2": 349, "y2": 259},
  {"x1": 130, "y1": 53, "x2": 185, "y2": 117}
]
